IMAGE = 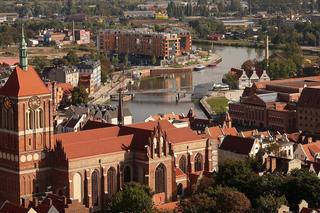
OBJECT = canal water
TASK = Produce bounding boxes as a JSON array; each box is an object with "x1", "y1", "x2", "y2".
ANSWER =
[{"x1": 118, "y1": 45, "x2": 265, "y2": 122}]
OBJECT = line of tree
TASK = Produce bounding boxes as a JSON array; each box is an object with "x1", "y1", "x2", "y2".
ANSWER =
[{"x1": 167, "y1": 1, "x2": 210, "y2": 18}]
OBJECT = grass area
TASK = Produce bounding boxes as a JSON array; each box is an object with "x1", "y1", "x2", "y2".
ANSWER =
[{"x1": 206, "y1": 96, "x2": 229, "y2": 114}]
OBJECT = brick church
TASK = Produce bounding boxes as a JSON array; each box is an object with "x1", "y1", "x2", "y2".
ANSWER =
[{"x1": 0, "y1": 29, "x2": 217, "y2": 211}]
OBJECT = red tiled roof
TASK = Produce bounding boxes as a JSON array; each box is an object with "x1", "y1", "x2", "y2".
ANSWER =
[
  {"x1": 220, "y1": 135, "x2": 255, "y2": 155},
  {"x1": 223, "y1": 127, "x2": 238, "y2": 136},
  {"x1": 166, "y1": 127, "x2": 203, "y2": 144},
  {"x1": 0, "y1": 66, "x2": 50, "y2": 97},
  {"x1": 0, "y1": 201, "x2": 28, "y2": 213},
  {"x1": 207, "y1": 126, "x2": 224, "y2": 140},
  {"x1": 57, "y1": 82, "x2": 73, "y2": 91},
  {"x1": 127, "y1": 120, "x2": 176, "y2": 131},
  {"x1": 58, "y1": 134, "x2": 133, "y2": 159},
  {"x1": 175, "y1": 167, "x2": 186, "y2": 177},
  {"x1": 302, "y1": 141, "x2": 320, "y2": 162}
]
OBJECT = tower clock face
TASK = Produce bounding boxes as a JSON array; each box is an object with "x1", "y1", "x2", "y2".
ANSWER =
[
  {"x1": 3, "y1": 97, "x2": 13, "y2": 110},
  {"x1": 28, "y1": 96, "x2": 41, "y2": 110}
]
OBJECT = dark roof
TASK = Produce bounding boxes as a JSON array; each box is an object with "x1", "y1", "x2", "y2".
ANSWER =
[
  {"x1": 0, "y1": 201, "x2": 29, "y2": 213},
  {"x1": 220, "y1": 135, "x2": 255, "y2": 155},
  {"x1": 298, "y1": 87, "x2": 320, "y2": 108}
]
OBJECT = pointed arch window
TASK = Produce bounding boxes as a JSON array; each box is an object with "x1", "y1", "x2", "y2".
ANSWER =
[
  {"x1": 91, "y1": 170, "x2": 99, "y2": 206},
  {"x1": 179, "y1": 155, "x2": 187, "y2": 173},
  {"x1": 107, "y1": 167, "x2": 117, "y2": 196},
  {"x1": 155, "y1": 164, "x2": 166, "y2": 193},
  {"x1": 194, "y1": 153, "x2": 203, "y2": 172},
  {"x1": 124, "y1": 166, "x2": 131, "y2": 183}
]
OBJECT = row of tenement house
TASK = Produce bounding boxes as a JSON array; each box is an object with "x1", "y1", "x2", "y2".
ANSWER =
[{"x1": 43, "y1": 59, "x2": 101, "y2": 95}]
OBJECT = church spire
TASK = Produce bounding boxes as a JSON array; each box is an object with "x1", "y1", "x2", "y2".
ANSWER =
[
  {"x1": 19, "y1": 24, "x2": 28, "y2": 71},
  {"x1": 117, "y1": 88, "x2": 124, "y2": 126}
]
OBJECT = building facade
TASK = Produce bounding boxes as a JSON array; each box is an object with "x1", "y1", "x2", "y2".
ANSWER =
[
  {"x1": 76, "y1": 60, "x2": 101, "y2": 91},
  {"x1": 45, "y1": 66, "x2": 79, "y2": 87},
  {"x1": 97, "y1": 29, "x2": 189, "y2": 63}
]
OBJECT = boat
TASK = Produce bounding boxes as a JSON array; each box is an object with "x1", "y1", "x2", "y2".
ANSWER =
[
  {"x1": 194, "y1": 64, "x2": 206, "y2": 71},
  {"x1": 207, "y1": 63, "x2": 217, "y2": 67}
]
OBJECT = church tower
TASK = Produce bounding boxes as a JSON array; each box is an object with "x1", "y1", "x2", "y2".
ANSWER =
[{"x1": 0, "y1": 26, "x2": 54, "y2": 205}]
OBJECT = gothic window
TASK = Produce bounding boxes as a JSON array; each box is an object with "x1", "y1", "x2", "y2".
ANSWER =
[
  {"x1": 8, "y1": 110, "x2": 14, "y2": 130},
  {"x1": 194, "y1": 153, "x2": 203, "y2": 172},
  {"x1": 177, "y1": 183, "x2": 183, "y2": 197},
  {"x1": 38, "y1": 108, "x2": 43, "y2": 128},
  {"x1": 179, "y1": 155, "x2": 187, "y2": 173},
  {"x1": 91, "y1": 170, "x2": 99, "y2": 207},
  {"x1": 2, "y1": 108, "x2": 7, "y2": 129},
  {"x1": 107, "y1": 167, "x2": 117, "y2": 196},
  {"x1": 155, "y1": 163, "x2": 166, "y2": 193},
  {"x1": 73, "y1": 173, "x2": 82, "y2": 202},
  {"x1": 124, "y1": 166, "x2": 131, "y2": 183},
  {"x1": 28, "y1": 110, "x2": 34, "y2": 130}
]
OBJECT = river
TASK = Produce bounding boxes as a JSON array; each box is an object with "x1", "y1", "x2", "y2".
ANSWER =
[{"x1": 117, "y1": 45, "x2": 265, "y2": 122}]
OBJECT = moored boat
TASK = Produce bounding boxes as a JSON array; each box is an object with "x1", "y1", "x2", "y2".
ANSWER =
[{"x1": 194, "y1": 64, "x2": 206, "y2": 71}]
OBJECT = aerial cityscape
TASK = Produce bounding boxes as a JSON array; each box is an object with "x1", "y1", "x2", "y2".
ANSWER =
[{"x1": 1, "y1": 0, "x2": 320, "y2": 212}]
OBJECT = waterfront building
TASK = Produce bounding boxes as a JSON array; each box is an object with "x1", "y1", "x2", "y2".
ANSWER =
[
  {"x1": 229, "y1": 76, "x2": 320, "y2": 132},
  {"x1": 97, "y1": 29, "x2": 191, "y2": 64},
  {"x1": 165, "y1": 27, "x2": 192, "y2": 54},
  {"x1": 229, "y1": 68, "x2": 270, "y2": 89},
  {"x1": 0, "y1": 29, "x2": 216, "y2": 211}
]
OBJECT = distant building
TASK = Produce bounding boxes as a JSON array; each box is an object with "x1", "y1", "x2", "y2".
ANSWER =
[
  {"x1": 76, "y1": 59, "x2": 101, "y2": 91},
  {"x1": 229, "y1": 68, "x2": 270, "y2": 89},
  {"x1": 74, "y1": 29, "x2": 90, "y2": 45},
  {"x1": 97, "y1": 29, "x2": 189, "y2": 64},
  {"x1": 297, "y1": 87, "x2": 320, "y2": 134},
  {"x1": 0, "y1": 13, "x2": 18, "y2": 23},
  {"x1": 294, "y1": 141, "x2": 320, "y2": 163},
  {"x1": 229, "y1": 76, "x2": 320, "y2": 132},
  {"x1": 165, "y1": 27, "x2": 192, "y2": 55},
  {"x1": 44, "y1": 66, "x2": 79, "y2": 87},
  {"x1": 123, "y1": 10, "x2": 155, "y2": 19}
]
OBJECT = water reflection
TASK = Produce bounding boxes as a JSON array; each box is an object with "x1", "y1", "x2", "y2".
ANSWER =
[{"x1": 120, "y1": 45, "x2": 268, "y2": 122}]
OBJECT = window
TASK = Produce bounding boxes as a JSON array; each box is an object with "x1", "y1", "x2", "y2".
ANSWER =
[
  {"x1": 107, "y1": 167, "x2": 117, "y2": 196},
  {"x1": 179, "y1": 155, "x2": 187, "y2": 173},
  {"x1": 155, "y1": 164, "x2": 166, "y2": 193},
  {"x1": 194, "y1": 153, "x2": 203, "y2": 172},
  {"x1": 91, "y1": 170, "x2": 99, "y2": 206},
  {"x1": 124, "y1": 166, "x2": 131, "y2": 183}
]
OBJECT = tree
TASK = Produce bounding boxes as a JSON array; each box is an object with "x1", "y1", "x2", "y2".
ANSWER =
[
  {"x1": 64, "y1": 50, "x2": 79, "y2": 65},
  {"x1": 152, "y1": 56, "x2": 157, "y2": 65},
  {"x1": 284, "y1": 169, "x2": 320, "y2": 208},
  {"x1": 214, "y1": 187, "x2": 252, "y2": 213},
  {"x1": 255, "y1": 194, "x2": 287, "y2": 213},
  {"x1": 124, "y1": 54, "x2": 129, "y2": 67},
  {"x1": 72, "y1": 87, "x2": 89, "y2": 105},
  {"x1": 30, "y1": 56, "x2": 51, "y2": 74},
  {"x1": 107, "y1": 183, "x2": 153, "y2": 213},
  {"x1": 241, "y1": 60, "x2": 256, "y2": 71},
  {"x1": 179, "y1": 193, "x2": 216, "y2": 213},
  {"x1": 230, "y1": 0, "x2": 241, "y2": 11},
  {"x1": 111, "y1": 55, "x2": 119, "y2": 67}
]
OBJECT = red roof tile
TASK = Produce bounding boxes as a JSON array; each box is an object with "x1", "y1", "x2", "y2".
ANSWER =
[
  {"x1": 58, "y1": 134, "x2": 133, "y2": 159},
  {"x1": 175, "y1": 167, "x2": 186, "y2": 177},
  {"x1": 166, "y1": 127, "x2": 203, "y2": 144},
  {"x1": 0, "y1": 66, "x2": 50, "y2": 97},
  {"x1": 207, "y1": 126, "x2": 224, "y2": 140}
]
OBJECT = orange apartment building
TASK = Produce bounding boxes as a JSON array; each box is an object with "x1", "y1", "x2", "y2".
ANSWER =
[{"x1": 97, "y1": 29, "x2": 191, "y2": 64}]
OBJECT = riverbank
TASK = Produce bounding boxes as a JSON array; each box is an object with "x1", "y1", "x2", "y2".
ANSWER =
[{"x1": 193, "y1": 39, "x2": 284, "y2": 50}]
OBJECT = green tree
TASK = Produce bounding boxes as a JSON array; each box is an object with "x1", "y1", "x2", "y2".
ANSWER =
[
  {"x1": 107, "y1": 183, "x2": 153, "y2": 213},
  {"x1": 255, "y1": 194, "x2": 287, "y2": 213},
  {"x1": 72, "y1": 86, "x2": 89, "y2": 105},
  {"x1": 152, "y1": 56, "x2": 157, "y2": 65},
  {"x1": 64, "y1": 50, "x2": 79, "y2": 65},
  {"x1": 111, "y1": 55, "x2": 119, "y2": 67},
  {"x1": 31, "y1": 56, "x2": 51, "y2": 74},
  {"x1": 179, "y1": 193, "x2": 216, "y2": 213}
]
